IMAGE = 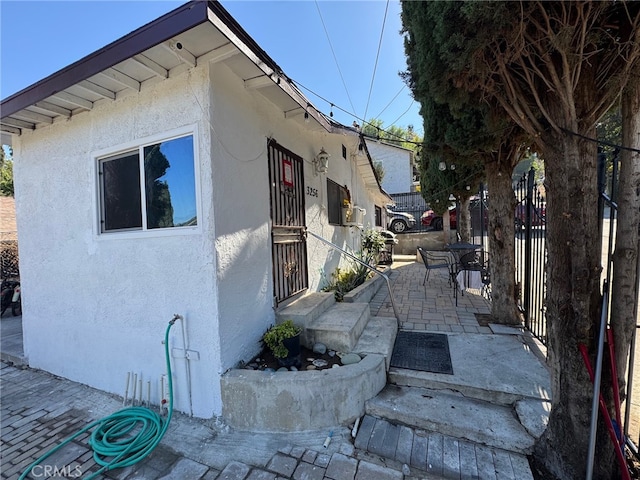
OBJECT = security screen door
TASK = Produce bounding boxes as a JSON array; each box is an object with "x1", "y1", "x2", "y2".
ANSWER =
[{"x1": 267, "y1": 139, "x2": 309, "y2": 305}]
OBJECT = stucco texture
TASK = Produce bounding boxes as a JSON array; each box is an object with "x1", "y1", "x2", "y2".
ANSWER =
[{"x1": 12, "y1": 56, "x2": 390, "y2": 421}]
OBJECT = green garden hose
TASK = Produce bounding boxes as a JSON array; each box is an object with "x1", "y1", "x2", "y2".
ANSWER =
[{"x1": 19, "y1": 316, "x2": 179, "y2": 480}]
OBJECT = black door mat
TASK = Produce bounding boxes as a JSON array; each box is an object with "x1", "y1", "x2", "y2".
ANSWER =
[{"x1": 390, "y1": 331, "x2": 453, "y2": 375}]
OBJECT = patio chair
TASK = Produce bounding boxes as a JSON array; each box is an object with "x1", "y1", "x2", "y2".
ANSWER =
[{"x1": 417, "y1": 247, "x2": 453, "y2": 286}]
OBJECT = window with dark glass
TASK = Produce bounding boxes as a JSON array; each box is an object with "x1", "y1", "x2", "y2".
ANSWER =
[
  {"x1": 375, "y1": 206, "x2": 382, "y2": 227},
  {"x1": 327, "y1": 179, "x2": 349, "y2": 225},
  {"x1": 99, "y1": 134, "x2": 197, "y2": 233}
]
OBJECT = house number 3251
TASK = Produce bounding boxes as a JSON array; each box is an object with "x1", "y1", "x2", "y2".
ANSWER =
[{"x1": 306, "y1": 187, "x2": 318, "y2": 197}]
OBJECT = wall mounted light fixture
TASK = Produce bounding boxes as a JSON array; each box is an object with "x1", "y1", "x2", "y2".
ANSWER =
[{"x1": 313, "y1": 148, "x2": 330, "y2": 175}]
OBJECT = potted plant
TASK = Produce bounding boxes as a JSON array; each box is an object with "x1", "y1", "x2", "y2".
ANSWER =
[{"x1": 262, "y1": 320, "x2": 302, "y2": 367}]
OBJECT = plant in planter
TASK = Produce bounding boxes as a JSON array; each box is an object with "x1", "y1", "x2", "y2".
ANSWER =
[
  {"x1": 321, "y1": 229, "x2": 386, "y2": 301},
  {"x1": 262, "y1": 320, "x2": 302, "y2": 367}
]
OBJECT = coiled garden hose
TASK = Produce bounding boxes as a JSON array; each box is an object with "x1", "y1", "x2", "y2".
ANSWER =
[{"x1": 19, "y1": 316, "x2": 179, "y2": 480}]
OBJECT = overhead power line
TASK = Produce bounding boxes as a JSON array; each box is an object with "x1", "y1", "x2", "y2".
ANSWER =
[
  {"x1": 561, "y1": 128, "x2": 640, "y2": 154},
  {"x1": 363, "y1": 0, "x2": 390, "y2": 123},
  {"x1": 314, "y1": 1, "x2": 357, "y2": 116},
  {"x1": 374, "y1": 84, "x2": 406, "y2": 119}
]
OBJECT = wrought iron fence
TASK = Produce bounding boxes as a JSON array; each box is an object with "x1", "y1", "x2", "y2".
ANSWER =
[
  {"x1": 390, "y1": 191, "x2": 489, "y2": 239},
  {"x1": 389, "y1": 192, "x2": 430, "y2": 233},
  {"x1": 514, "y1": 167, "x2": 548, "y2": 344}
]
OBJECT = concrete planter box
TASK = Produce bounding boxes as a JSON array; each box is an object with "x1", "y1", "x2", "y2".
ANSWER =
[
  {"x1": 342, "y1": 268, "x2": 388, "y2": 304},
  {"x1": 220, "y1": 354, "x2": 387, "y2": 431}
]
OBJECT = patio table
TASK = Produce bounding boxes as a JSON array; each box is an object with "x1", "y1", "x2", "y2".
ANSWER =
[
  {"x1": 445, "y1": 242, "x2": 482, "y2": 264},
  {"x1": 446, "y1": 243, "x2": 483, "y2": 305}
]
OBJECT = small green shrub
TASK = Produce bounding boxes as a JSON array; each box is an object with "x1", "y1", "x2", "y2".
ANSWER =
[
  {"x1": 322, "y1": 229, "x2": 386, "y2": 301},
  {"x1": 262, "y1": 320, "x2": 302, "y2": 358}
]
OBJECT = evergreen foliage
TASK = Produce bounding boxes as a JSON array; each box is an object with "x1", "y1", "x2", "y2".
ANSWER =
[{"x1": 0, "y1": 147, "x2": 14, "y2": 197}]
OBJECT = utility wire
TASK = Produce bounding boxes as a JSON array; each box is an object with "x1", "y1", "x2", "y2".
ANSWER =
[
  {"x1": 362, "y1": 0, "x2": 390, "y2": 124},
  {"x1": 294, "y1": 75, "x2": 640, "y2": 155},
  {"x1": 374, "y1": 84, "x2": 406, "y2": 119},
  {"x1": 293, "y1": 77, "x2": 422, "y2": 144},
  {"x1": 315, "y1": 0, "x2": 357, "y2": 116},
  {"x1": 388, "y1": 100, "x2": 415, "y2": 128},
  {"x1": 561, "y1": 127, "x2": 640, "y2": 154}
]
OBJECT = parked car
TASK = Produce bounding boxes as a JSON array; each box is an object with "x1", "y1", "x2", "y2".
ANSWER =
[
  {"x1": 386, "y1": 207, "x2": 416, "y2": 233},
  {"x1": 421, "y1": 207, "x2": 456, "y2": 230},
  {"x1": 515, "y1": 202, "x2": 546, "y2": 230}
]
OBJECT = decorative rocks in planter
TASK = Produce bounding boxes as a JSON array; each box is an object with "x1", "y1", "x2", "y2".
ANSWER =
[
  {"x1": 313, "y1": 343, "x2": 327, "y2": 355},
  {"x1": 340, "y1": 353, "x2": 362, "y2": 365}
]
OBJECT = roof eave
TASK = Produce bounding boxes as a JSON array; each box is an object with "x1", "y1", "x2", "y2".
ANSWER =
[{"x1": 1, "y1": 1, "x2": 210, "y2": 118}]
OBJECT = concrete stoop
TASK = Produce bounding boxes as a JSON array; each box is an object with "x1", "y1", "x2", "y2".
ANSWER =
[
  {"x1": 221, "y1": 281, "x2": 398, "y2": 432},
  {"x1": 354, "y1": 414, "x2": 534, "y2": 480},
  {"x1": 354, "y1": 316, "x2": 398, "y2": 370},
  {"x1": 389, "y1": 332, "x2": 552, "y2": 406},
  {"x1": 357, "y1": 331, "x2": 550, "y2": 478},
  {"x1": 276, "y1": 291, "x2": 336, "y2": 331},
  {"x1": 276, "y1": 279, "x2": 396, "y2": 366},
  {"x1": 365, "y1": 385, "x2": 537, "y2": 455},
  {"x1": 305, "y1": 302, "x2": 370, "y2": 353}
]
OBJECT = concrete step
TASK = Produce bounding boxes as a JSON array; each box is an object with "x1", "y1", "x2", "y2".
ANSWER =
[
  {"x1": 365, "y1": 385, "x2": 536, "y2": 455},
  {"x1": 354, "y1": 414, "x2": 534, "y2": 480},
  {"x1": 305, "y1": 302, "x2": 370, "y2": 353},
  {"x1": 276, "y1": 292, "x2": 336, "y2": 332},
  {"x1": 389, "y1": 332, "x2": 551, "y2": 406},
  {"x1": 353, "y1": 316, "x2": 398, "y2": 370}
]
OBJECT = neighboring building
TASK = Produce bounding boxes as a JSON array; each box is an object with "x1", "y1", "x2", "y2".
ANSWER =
[
  {"x1": 0, "y1": 195, "x2": 19, "y2": 279},
  {"x1": 0, "y1": 1, "x2": 391, "y2": 418},
  {"x1": 363, "y1": 138, "x2": 416, "y2": 194},
  {"x1": 0, "y1": 196, "x2": 17, "y2": 236}
]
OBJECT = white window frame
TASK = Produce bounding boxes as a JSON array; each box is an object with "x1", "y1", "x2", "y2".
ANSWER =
[{"x1": 93, "y1": 125, "x2": 201, "y2": 239}]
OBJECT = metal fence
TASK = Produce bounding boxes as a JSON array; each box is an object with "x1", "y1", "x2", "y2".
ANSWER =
[
  {"x1": 514, "y1": 167, "x2": 548, "y2": 344},
  {"x1": 389, "y1": 192, "x2": 430, "y2": 233},
  {"x1": 390, "y1": 191, "x2": 489, "y2": 239}
]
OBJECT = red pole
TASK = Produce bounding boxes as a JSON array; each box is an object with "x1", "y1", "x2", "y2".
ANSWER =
[{"x1": 579, "y1": 343, "x2": 630, "y2": 480}]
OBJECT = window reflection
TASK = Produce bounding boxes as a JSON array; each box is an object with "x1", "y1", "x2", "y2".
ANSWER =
[
  {"x1": 99, "y1": 134, "x2": 197, "y2": 233},
  {"x1": 144, "y1": 136, "x2": 196, "y2": 229}
]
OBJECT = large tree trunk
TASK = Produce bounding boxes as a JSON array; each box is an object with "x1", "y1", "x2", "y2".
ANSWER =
[
  {"x1": 443, "y1": 209, "x2": 454, "y2": 244},
  {"x1": 458, "y1": 196, "x2": 471, "y2": 243},
  {"x1": 612, "y1": 75, "x2": 640, "y2": 403},
  {"x1": 534, "y1": 128, "x2": 606, "y2": 479},
  {"x1": 484, "y1": 156, "x2": 521, "y2": 325}
]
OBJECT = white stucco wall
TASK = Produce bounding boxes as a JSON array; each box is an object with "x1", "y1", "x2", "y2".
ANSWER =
[
  {"x1": 208, "y1": 62, "x2": 386, "y2": 372},
  {"x1": 14, "y1": 68, "x2": 220, "y2": 418},
  {"x1": 12, "y1": 57, "x2": 388, "y2": 420},
  {"x1": 366, "y1": 141, "x2": 413, "y2": 194}
]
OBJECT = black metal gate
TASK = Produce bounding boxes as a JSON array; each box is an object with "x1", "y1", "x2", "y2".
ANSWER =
[
  {"x1": 514, "y1": 167, "x2": 548, "y2": 344},
  {"x1": 268, "y1": 139, "x2": 308, "y2": 305}
]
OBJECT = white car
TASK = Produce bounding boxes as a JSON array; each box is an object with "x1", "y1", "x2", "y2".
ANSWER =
[{"x1": 386, "y1": 208, "x2": 416, "y2": 233}]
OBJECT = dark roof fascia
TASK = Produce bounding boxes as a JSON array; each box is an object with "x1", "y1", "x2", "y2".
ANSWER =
[
  {"x1": 206, "y1": 1, "x2": 332, "y2": 132},
  {"x1": 1, "y1": 1, "x2": 210, "y2": 118},
  {"x1": 207, "y1": 0, "x2": 282, "y2": 76}
]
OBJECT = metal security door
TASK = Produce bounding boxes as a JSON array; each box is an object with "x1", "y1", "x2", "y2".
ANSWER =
[{"x1": 268, "y1": 139, "x2": 308, "y2": 305}]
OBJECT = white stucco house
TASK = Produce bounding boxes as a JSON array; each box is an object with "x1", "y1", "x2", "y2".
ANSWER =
[
  {"x1": 363, "y1": 138, "x2": 416, "y2": 194},
  {"x1": 0, "y1": 1, "x2": 392, "y2": 419}
]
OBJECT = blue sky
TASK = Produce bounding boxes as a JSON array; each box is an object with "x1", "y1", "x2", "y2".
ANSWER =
[{"x1": 0, "y1": 0, "x2": 423, "y2": 136}]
